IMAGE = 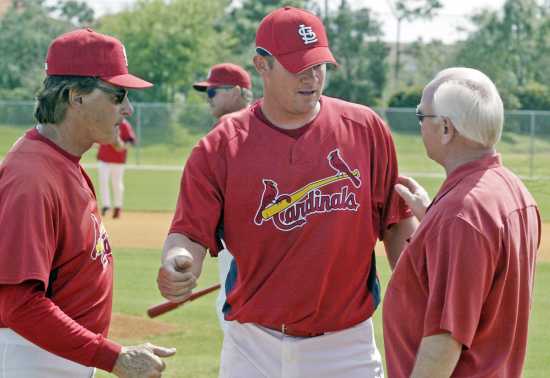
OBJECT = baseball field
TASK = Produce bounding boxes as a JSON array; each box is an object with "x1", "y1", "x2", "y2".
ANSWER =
[{"x1": 1, "y1": 121, "x2": 549, "y2": 377}]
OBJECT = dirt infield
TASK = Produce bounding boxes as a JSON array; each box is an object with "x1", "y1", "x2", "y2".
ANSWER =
[{"x1": 104, "y1": 211, "x2": 550, "y2": 262}]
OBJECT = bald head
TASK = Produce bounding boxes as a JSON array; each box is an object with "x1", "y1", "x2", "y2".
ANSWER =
[{"x1": 423, "y1": 67, "x2": 504, "y2": 148}]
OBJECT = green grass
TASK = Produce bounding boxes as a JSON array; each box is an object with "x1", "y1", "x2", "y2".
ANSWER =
[
  {"x1": 2, "y1": 123, "x2": 550, "y2": 219},
  {"x1": 96, "y1": 249, "x2": 550, "y2": 377}
]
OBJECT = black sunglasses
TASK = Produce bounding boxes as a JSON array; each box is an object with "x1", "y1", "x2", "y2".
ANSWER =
[
  {"x1": 96, "y1": 84, "x2": 128, "y2": 104},
  {"x1": 206, "y1": 86, "x2": 234, "y2": 99}
]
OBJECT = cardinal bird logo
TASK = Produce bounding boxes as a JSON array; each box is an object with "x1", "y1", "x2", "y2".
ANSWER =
[
  {"x1": 253, "y1": 148, "x2": 361, "y2": 232},
  {"x1": 328, "y1": 149, "x2": 361, "y2": 188}
]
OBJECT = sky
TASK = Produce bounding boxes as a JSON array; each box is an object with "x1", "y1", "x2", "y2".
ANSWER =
[{"x1": 81, "y1": 0, "x2": 507, "y2": 43}]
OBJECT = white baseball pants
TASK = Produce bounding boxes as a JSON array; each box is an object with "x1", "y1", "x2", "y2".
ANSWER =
[
  {"x1": 219, "y1": 317, "x2": 384, "y2": 378},
  {"x1": 98, "y1": 161, "x2": 125, "y2": 208},
  {"x1": 0, "y1": 329, "x2": 95, "y2": 377}
]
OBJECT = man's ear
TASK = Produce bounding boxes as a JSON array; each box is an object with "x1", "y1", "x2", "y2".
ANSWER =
[
  {"x1": 253, "y1": 55, "x2": 269, "y2": 75},
  {"x1": 69, "y1": 88, "x2": 83, "y2": 105},
  {"x1": 441, "y1": 117, "x2": 455, "y2": 145}
]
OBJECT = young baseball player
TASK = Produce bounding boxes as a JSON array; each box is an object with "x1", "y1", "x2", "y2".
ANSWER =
[
  {"x1": 192, "y1": 62, "x2": 253, "y2": 332},
  {"x1": 0, "y1": 29, "x2": 175, "y2": 377},
  {"x1": 383, "y1": 68, "x2": 540, "y2": 377},
  {"x1": 157, "y1": 6, "x2": 416, "y2": 378},
  {"x1": 97, "y1": 114, "x2": 137, "y2": 219}
]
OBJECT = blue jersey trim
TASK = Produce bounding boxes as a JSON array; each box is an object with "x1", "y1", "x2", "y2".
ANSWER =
[
  {"x1": 367, "y1": 250, "x2": 381, "y2": 309},
  {"x1": 222, "y1": 258, "x2": 238, "y2": 316}
]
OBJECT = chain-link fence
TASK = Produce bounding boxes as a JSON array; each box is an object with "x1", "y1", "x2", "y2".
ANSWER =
[{"x1": 1, "y1": 100, "x2": 549, "y2": 178}]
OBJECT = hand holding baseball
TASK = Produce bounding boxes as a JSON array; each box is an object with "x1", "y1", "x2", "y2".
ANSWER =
[
  {"x1": 157, "y1": 255, "x2": 197, "y2": 302},
  {"x1": 394, "y1": 176, "x2": 431, "y2": 221},
  {"x1": 112, "y1": 343, "x2": 176, "y2": 378}
]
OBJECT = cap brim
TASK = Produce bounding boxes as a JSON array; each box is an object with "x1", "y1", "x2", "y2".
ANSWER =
[
  {"x1": 276, "y1": 47, "x2": 338, "y2": 74},
  {"x1": 101, "y1": 73, "x2": 153, "y2": 89},
  {"x1": 192, "y1": 80, "x2": 212, "y2": 91}
]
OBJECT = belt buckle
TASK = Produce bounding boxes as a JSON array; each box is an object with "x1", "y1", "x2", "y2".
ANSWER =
[{"x1": 281, "y1": 324, "x2": 286, "y2": 335}]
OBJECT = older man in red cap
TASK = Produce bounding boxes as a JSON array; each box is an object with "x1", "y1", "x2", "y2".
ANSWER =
[
  {"x1": 158, "y1": 7, "x2": 415, "y2": 377},
  {"x1": 0, "y1": 28, "x2": 175, "y2": 377}
]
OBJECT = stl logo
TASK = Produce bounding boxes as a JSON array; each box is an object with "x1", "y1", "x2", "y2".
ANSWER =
[
  {"x1": 90, "y1": 214, "x2": 113, "y2": 268},
  {"x1": 298, "y1": 24, "x2": 318, "y2": 45}
]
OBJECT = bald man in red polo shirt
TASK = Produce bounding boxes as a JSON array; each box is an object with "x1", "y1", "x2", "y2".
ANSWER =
[{"x1": 383, "y1": 67, "x2": 540, "y2": 377}]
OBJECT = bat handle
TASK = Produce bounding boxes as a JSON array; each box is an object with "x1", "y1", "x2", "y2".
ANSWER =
[{"x1": 147, "y1": 301, "x2": 181, "y2": 318}]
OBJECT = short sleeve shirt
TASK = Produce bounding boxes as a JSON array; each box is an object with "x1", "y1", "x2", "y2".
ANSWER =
[
  {"x1": 383, "y1": 154, "x2": 540, "y2": 377},
  {"x1": 170, "y1": 96, "x2": 411, "y2": 332}
]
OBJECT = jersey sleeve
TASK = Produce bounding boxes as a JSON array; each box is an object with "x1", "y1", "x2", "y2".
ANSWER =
[
  {"x1": 422, "y1": 217, "x2": 496, "y2": 348},
  {"x1": 368, "y1": 113, "x2": 412, "y2": 239},
  {"x1": 0, "y1": 171, "x2": 56, "y2": 287},
  {"x1": 169, "y1": 140, "x2": 226, "y2": 254},
  {"x1": 0, "y1": 281, "x2": 121, "y2": 371}
]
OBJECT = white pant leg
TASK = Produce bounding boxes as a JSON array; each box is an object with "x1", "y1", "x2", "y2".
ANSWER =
[
  {"x1": 97, "y1": 161, "x2": 111, "y2": 208},
  {"x1": 0, "y1": 329, "x2": 95, "y2": 378},
  {"x1": 109, "y1": 163, "x2": 125, "y2": 208},
  {"x1": 219, "y1": 318, "x2": 383, "y2": 378},
  {"x1": 287, "y1": 318, "x2": 384, "y2": 378},
  {"x1": 216, "y1": 249, "x2": 233, "y2": 332}
]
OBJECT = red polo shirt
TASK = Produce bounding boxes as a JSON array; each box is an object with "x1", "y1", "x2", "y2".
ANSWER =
[{"x1": 383, "y1": 154, "x2": 540, "y2": 377}]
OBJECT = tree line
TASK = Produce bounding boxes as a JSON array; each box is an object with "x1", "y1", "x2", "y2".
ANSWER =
[{"x1": 0, "y1": 0, "x2": 549, "y2": 110}]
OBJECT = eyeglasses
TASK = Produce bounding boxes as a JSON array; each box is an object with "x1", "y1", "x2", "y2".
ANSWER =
[
  {"x1": 96, "y1": 83, "x2": 128, "y2": 104},
  {"x1": 415, "y1": 107, "x2": 439, "y2": 123},
  {"x1": 206, "y1": 86, "x2": 234, "y2": 99}
]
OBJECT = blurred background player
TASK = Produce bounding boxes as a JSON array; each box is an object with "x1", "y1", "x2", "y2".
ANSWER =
[
  {"x1": 192, "y1": 62, "x2": 252, "y2": 331},
  {"x1": 97, "y1": 103, "x2": 137, "y2": 219}
]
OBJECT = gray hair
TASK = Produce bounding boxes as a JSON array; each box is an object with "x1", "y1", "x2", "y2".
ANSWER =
[
  {"x1": 430, "y1": 67, "x2": 503, "y2": 147},
  {"x1": 34, "y1": 76, "x2": 98, "y2": 124}
]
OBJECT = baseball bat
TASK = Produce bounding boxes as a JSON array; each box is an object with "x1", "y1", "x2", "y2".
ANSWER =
[{"x1": 147, "y1": 283, "x2": 221, "y2": 318}]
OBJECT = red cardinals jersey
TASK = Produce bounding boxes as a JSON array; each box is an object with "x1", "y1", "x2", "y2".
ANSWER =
[
  {"x1": 0, "y1": 129, "x2": 115, "y2": 347},
  {"x1": 171, "y1": 96, "x2": 410, "y2": 333},
  {"x1": 383, "y1": 154, "x2": 540, "y2": 377},
  {"x1": 97, "y1": 118, "x2": 135, "y2": 163}
]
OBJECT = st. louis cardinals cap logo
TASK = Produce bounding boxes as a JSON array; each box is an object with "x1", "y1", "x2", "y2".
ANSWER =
[
  {"x1": 298, "y1": 24, "x2": 318, "y2": 45},
  {"x1": 254, "y1": 149, "x2": 361, "y2": 231}
]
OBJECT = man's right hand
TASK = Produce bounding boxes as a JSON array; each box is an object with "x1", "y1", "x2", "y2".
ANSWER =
[
  {"x1": 112, "y1": 343, "x2": 176, "y2": 378},
  {"x1": 157, "y1": 255, "x2": 197, "y2": 302},
  {"x1": 394, "y1": 176, "x2": 431, "y2": 221}
]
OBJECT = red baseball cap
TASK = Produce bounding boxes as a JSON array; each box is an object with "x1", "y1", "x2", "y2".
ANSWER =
[
  {"x1": 45, "y1": 28, "x2": 153, "y2": 89},
  {"x1": 193, "y1": 63, "x2": 252, "y2": 91},
  {"x1": 255, "y1": 6, "x2": 337, "y2": 74}
]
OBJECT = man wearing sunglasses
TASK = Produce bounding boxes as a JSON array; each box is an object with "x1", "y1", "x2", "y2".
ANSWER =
[
  {"x1": 0, "y1": 29, "x2": 176, "y2": 377},
  {"x1": 192, "y1": 62, "x2": 252, "y2": 119},
  {"x1": 158, "y1": 6, "x2": 416, "y2": 378},
  {"x1": 383, "y1": 68, "x2": 540, "y2": 377},
  {"x1": 191, "y1": 62, "x2": 252, "y2": 334}
]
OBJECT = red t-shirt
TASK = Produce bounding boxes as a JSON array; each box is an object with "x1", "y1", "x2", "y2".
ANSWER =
[
  {"x1": 0, "y1": 128, "x2": 120, "y2": 370},
  {"x1": 170, "y1": 96, "x2": 411, "y2": 333},
  {"x1": 97, "y1": 119, "x2": 135, "y2": 163},
  {"x1": 383, "y1": 154, "x2": 540, "y2": 377}
]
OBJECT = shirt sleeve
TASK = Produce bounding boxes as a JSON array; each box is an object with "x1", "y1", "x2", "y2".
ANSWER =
[
  {"x1": 169, "y1": 140, "x2": 226, "y2": 254},
  {"x1": 0, "y1": 281, "x2": 121, "y2": 371},
  {"x1": 422, "y1": 217, "x2": 496, "y2": 348},
  {"x1": 368, "y1": 112, "x2": 413, "y2": 239}
]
